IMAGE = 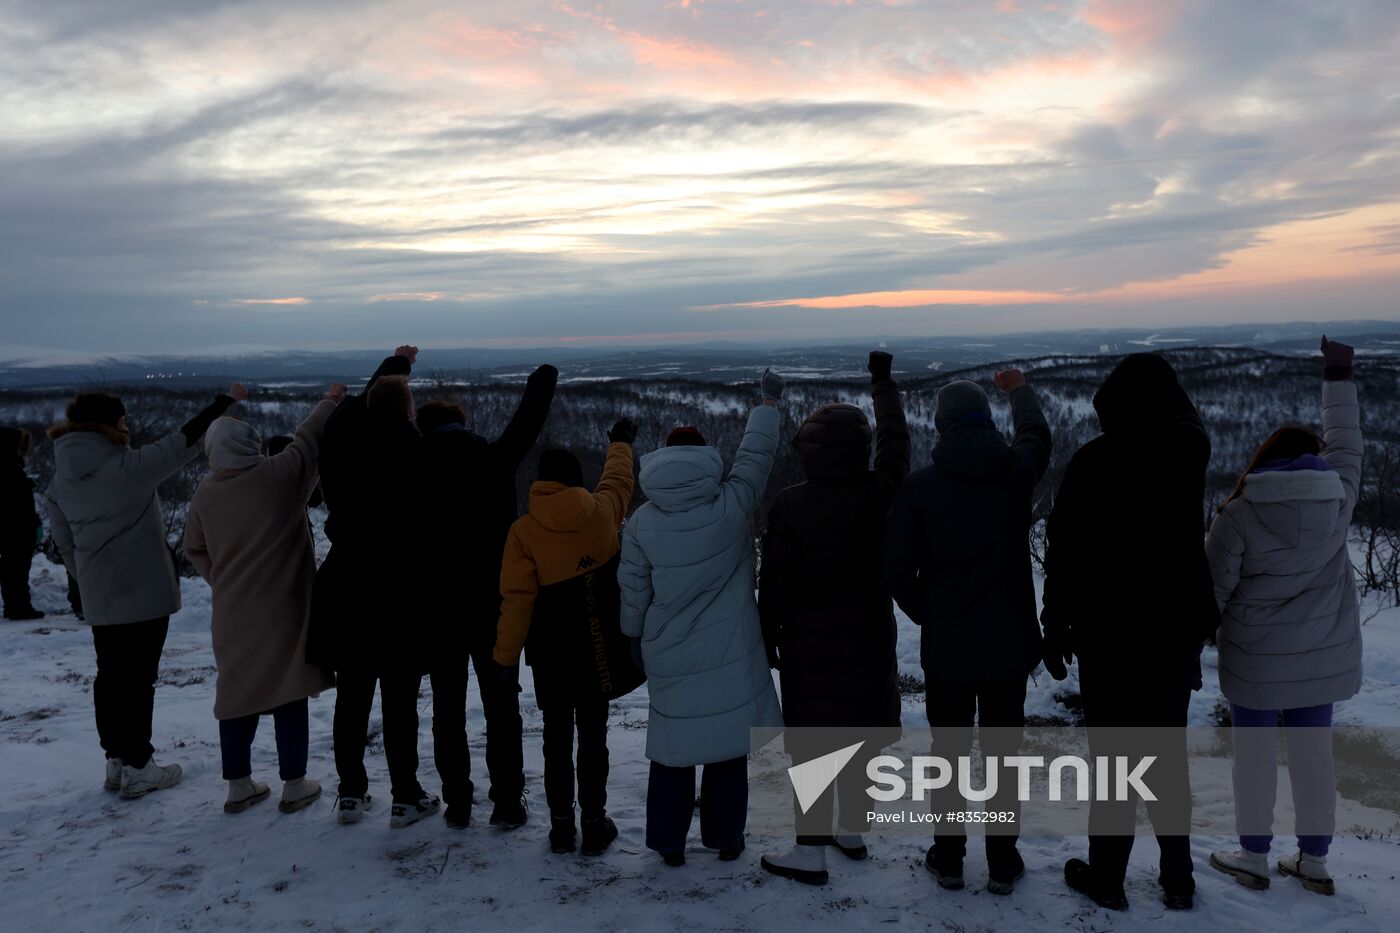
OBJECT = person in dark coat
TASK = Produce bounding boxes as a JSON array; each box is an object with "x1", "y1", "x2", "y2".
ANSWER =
[
  {"x1": 310, "y1": 346, "x2": 440, "y2": 829},
  {"x1": 1, "y1": 426, "x2": 43, "y2": 620},
  {"x1": 758, "y1": 351, "x2": 910, "y2": 886},
  {"x1": 412, "y1": 363, "x2": 558, "y2": 830},
  {"x1": 882, "y1": 368, "x2": 1051, "y2": 895},
  {"x1": 1040, "y1": 352, "x2": 1220, "y2": 911}
]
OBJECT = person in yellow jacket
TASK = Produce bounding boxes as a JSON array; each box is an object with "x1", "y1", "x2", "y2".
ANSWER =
[{"x1": 495, "y1": 418, "x2": 639, "y2": 857}]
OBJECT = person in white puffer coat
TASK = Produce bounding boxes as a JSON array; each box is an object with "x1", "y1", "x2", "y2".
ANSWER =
[{"x1": 1205, "y1": 336, "x2": 1362, "y2": 898}]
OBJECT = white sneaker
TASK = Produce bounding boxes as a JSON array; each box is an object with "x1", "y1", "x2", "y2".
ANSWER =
[
  {"x1": 1279, "y1": 851, "x2": 1334, "y2": 896},
  {"x1": 760, "y1": 844, "x2": 829, "y2": 886},
  {"x1": 224, "y1": 777, "x2": 271, "y2": 814},
  {"x1": 1210, "y1": 849, "x2": 1270, "y2": 890},
  {"x1": 104, "y1": 758, "x2": 123, "y2": 791},
  {"x1": 119, "y1": 760, "x2": 182, "y2": 799},
  {"x1": 390, "y1": 795, "x2": 441, "y2": 828},
  {"x1": 337, "y1": 794, "x2": 372, "y2": 824},
  {"x1": 279, "y1": 777, "x2": 322, "y2": 814}
]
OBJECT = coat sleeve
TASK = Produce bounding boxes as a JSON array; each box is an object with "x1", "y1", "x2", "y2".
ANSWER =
[
  {"x1": 593, "y1": 442, "x2": 635, "y2": 527},
  {"x1": 268, "y1": 398, "x2": 339, "y2": 499},
  {"x1": 183, "y1": 500, "x2": 213, "y2": 585},
  {"x1": 1204, "y1": 506, "x2": 1245, "y2": 614},
  {"x1": 871, "y1": 377, "x2": 912, "y2": 490},
  {"x1": 721, "y1": 404, "x2": 781, "y2": 517},
  {"x1": 757, "y1": 498, "x2": 796, "y2": 661},
  {"x1": 493, "y1": 526, "x2": 539, "y2": 666},
  {"x1": 490, "y1": 366, "x2": 558, "y2": 471},
  {"x1": 880, "y1": 479, "x2": 924, "y2": 621},
  {"x1": 364, "y1": 354, "x2": 411, "y2": 394},
  {"x1": 179, "y1": 395, "x2": 237, "y2": 446},
  {"x1": 44, "y1": 488, "x2": 76, "y2": 578},
  {"x1": 121, "y1": 431, "x2": 202, "y2": 490},
  {"x1": 1008, "y1": 385, "x2": 1053, "y2": 482},
  {"x1": 1321, "y1": 379, "x2": 1362, "y2": 516},
  {"x1": 618, "y1": 520, "x2": 653, "y2": 639}
]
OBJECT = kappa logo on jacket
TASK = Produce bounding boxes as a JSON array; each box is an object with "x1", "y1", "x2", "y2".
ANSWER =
[{"x1": 577, "y1": 555, "x2": 598, "y2": 571}]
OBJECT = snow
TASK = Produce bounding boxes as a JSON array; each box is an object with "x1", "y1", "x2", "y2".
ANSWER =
[{"x1": 1, "y1": 558, "x2": 1397, "y2": 931}]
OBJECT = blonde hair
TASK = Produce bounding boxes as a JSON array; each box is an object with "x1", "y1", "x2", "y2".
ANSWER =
[{"x1": 367, "y1": 375, "x2": 414, "y2": 422}]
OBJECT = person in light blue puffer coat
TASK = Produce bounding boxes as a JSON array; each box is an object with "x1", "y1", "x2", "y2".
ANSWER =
[{"x1": 620, "y1": 369, "x2": 785, "y2": 866}]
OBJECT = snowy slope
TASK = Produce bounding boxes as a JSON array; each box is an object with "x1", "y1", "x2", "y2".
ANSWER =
[{"x1": 1, "y1": 558, "x2": 1397, "y2": 932}]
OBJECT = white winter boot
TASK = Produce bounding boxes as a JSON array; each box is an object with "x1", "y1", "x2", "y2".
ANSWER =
[
  {"x1": 104, "y1": 758, "x2": 124, "y2": 791},
  {"x1": 830, "y1": 832, "x2": 869, "y2": 861},
  {"x1": 760, "y1": 844, "x2": 829, "y2": 886},
  {"x1": 224, "y1": 776, "x2": 271, "y2": 814},
  {"x1": 279, "y1": 777, "x2": 322, "y2": 814},
  {"x1": 119, "y1": 759, "x2": 182, "y2": 799},
  {"x1": 1210, "y1": 849, "x2": 1270, "y2": 890},
  {"x1": 1279, "y1": 851, "x2": 1334, "y2": 896}
]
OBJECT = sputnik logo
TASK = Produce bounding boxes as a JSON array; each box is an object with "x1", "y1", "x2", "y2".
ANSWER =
[{"x1": 788, "y1": 741, "x2": 866, "y2": 814}]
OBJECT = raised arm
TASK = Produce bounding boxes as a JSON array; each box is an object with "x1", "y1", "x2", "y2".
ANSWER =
[
  {"x1": 493, "y1": 527, "x2": 540, "y2": 666},
  {"x1": 1204, "y1": 508, "x2": 1245, "y2": 613},
  {"x1": 996, "y1": 370, "x2": 1052, "y2": 482},
  {"x1": 869, "y1": 351, "x2": 911, "y2": 489},
  {"x1": 618, "y1": 521, "x2": 653, "y2": 638},
  {"x1": 491, "y1": 364, "x2": 559, "y2": 469},
  {"x1": 594, "y1": 419, "x2": 637, "y2": 527},
  {"x1": 267, "y1": 388, "x2": 345, "y2": 498},
  {"x1": 179, "y1": 384, "x2": 245, "y2": 448},
  {"x1": 722, "y1": 379, "x2": 782, "y2": 517},
  {"x1": 363, "y1": 347, "x2": 414, "y2": 395},
  {"x1": 1320, "y1": 336, "x2": 1361, "y2": 515}
]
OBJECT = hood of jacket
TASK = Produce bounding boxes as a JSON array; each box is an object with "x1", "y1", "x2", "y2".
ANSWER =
[
  {"x1": 1239, "y1": 467, "x2": 1346, "y2": 542},
  {"x1": 931, "y1": 422, "x2": 1012, "y2": 482},
  {"x1": 205, "y1": 417, "x2": 263, "y2": 472},
  {"x1": 51, "y1": 425, "x2": 128, "y2": 480},
  {"x1": 793, "y1": 403, "x2": 871, "y2": 482},
  {"x1": 638, "y1": 444, "x2": 724, "y2": 513},
  {"x1": 528, "y1": 480, "x2": 597, "y2": 532},
  {"x1": 1093, "y1": 353, "x2": 1195, "y2": 434}
]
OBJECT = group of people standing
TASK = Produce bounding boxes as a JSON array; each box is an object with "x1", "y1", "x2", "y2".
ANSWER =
[{"x1": 8, "y1": 335, "x2": 1364, "y2": 913}]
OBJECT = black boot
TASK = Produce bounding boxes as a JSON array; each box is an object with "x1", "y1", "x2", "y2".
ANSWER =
[
  {"x1": 718, "y1": 840, "x2": 745, "y2": 861},
  {"x1": 1159, "y1": 873, "x2": 1195, "y2": 910},
  {"x1": 580, "y1": 815, "x2": 618, "y2": 856},
  {"x1": 924, "y1": 845, "x2": 964, "y2": 890},
  {"x1": 443, "y1": 804, "x2": 471, "y2": 829},
  {"x1": 490, "y1": 791, "x2": 529, "y2": 830},
  {"x1": 987, "y1": 850, "x2": 1025, "y2": 896},
  {"x1": 1065, "y1": 858, "x2": 1129, "y2": 911},
  {"x1": 549, "y1": 817, "x2": 577, "y2": 854}
]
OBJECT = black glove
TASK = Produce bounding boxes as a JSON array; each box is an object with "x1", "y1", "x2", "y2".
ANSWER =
[
  {"x1": 1320, "y1": 336, "x2": 1354, "y2": 381},
  {"x1": 1041, "y1": 630, "x2": 1073, "y2": 682},
  {"x1": 529, "y1": 364, "x2": 560, "y2": 389},
  {"x1": 868, "y1": 350, "x2": 893, "y2": 383},
  {"x1": 760, "y1": 368, "x2": 785, "y2": 401},
  {"x1": 608, "y1": 418, "x2": 639, "y2": 445}
]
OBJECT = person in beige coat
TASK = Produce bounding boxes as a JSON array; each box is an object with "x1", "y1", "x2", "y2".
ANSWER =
[{"x1": 185, "y1": 385, "x2": 345, "y2": 814}]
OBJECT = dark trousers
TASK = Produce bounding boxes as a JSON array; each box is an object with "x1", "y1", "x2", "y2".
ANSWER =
[
  {"x1": 925, "y1": 677, "x2": 1027, "y2": 874},
  {"x1": 219, "y1": 698, "x2": 309, "y2": 781},
  {"x1": 646, "y1": 756, "x2": 748, "y2": 854},
  {"x1": 0, "y1": 541, "x2": 35, "y2": 615},
  {"x1": 91, "y1": 617, "x2": 169, "y2": 769},
  {"x1": 427, "y1": 656, "x2": 473, "y2": 808},
  {"x1": 333, "y1": 669, "x2": 427, "y2": 805},
  {"x1": 1082, "y1": 680, "x2": 1194, "y2": 891},
  {"x1": 466, "y1": 621, "x2": 525, "y2": 801},
  {"x1": 540, "y1": 692, "x2": 610, "y2": 822}
]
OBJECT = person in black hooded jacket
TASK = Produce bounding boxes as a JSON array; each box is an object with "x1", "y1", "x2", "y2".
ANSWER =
[
  {"x1": 758, "y1": 351, "x2": 911, "y2": 886},
  {"x1": 413, "y1": 363, "x2": 558, "y2": 830},
  {"x1": 882, "y1": 368, "x2": 1051, "y2": 895},
  {"x1": 1, "y1": 426, "x2": 43, "y2": 620},
  {"x1": 1041, "y1": 352, "x2": 1220, "y2": 912}
]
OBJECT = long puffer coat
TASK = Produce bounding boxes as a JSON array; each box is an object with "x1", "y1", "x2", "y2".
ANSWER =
[
  {"x1": 619, "y1": 405, "x2": 783, "y2": 767},
  {"x1": 1206, "y1": 380, "x2": 1363, "y2": 710},
  {"x1": 759, "y1": 377, "x2": 910, "y2": 728}
]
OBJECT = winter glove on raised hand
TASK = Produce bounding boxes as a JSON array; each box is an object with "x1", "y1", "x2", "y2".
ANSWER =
[
  {"x1": 529, "y1": 364, "x2": 560, "y2": 390},
  {"x1": 868, "y1": 351, "x2": 893, "y2": 384},
  {"x1": 760, "y1": 368, "x2": 785, "y2": 402},
  {"x1": 1320, "y1": 335, "x2": 1354, "y2": 381},
  {"x1": 608, "y1": 418, "x2": 639, "y2": 445}
]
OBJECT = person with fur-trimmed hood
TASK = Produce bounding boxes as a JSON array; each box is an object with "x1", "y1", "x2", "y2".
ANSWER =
[
  {"x1": 184, "y1": 384, "x2": 346, "y2": 817},
  {"x1": 46, "y1": 383, "x2": 247, "y2": 799},
  {"x1": 1, "y1": 426, "x2": 43, "y2": 620},
  {"x1": 493, "y1": 419, "x2": 640, "y2": 856},
  {"x1": 758, "y1": 351, "x2": 910, "y2": 887}
]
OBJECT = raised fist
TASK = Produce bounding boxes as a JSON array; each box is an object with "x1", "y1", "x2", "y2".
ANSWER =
[
  {"x1": 868, "y1": 350, "x2": 893, "y2": 382},
  {"x1": 227, "y1": 382, "x2": 249, "y2": 402},
  {"x1": 760, "y1": 368, "x2": 785, "y2": 402},
  {"x1": 394, "y1": 345, "x2": 419, "y2": 365},
  {"x1": 608, "y1": 417, "x2": 639, "y2": 445},
  {"x1": 994, "y1": 369, "x2": 1026, "y2": 393},
  {"x1": 326, "y1": 383, "x2": 348, "y2": 402},
  {"x1": 1320, "y1": 335, "x2": 1354, "y2": 370},
  {"x1": 529, "y1": 363, "x2": 560, "y2": 386}
]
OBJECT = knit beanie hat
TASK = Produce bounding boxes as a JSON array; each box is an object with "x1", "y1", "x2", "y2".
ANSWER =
[
  {"x1": 934, "y1": 380, "x2": 992, "y2": 432},
  {"x1": 67, "y1": 392, "x2": 126, "y2": 428},
  {"x1": 205, "y1": 417, "x2": 264, "y2": 472},
  {"x1": 666, "y1": 426, "x2": 707, "y2": 447},
  {"x1": 538, "y1": 448, "x2": 584, "y2": 487}
]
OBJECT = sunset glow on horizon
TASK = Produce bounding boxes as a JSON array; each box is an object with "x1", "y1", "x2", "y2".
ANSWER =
[{"x1": 3, "y1": 0, "x2": 1400, "y2": 353}]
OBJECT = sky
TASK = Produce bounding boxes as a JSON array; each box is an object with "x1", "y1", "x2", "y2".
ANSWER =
[{"x1": 3, "y1": 0, "x2": 1400, "y2": 356}]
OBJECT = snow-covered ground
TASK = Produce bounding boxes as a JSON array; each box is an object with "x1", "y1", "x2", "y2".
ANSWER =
[{"x1": 2, "y1": 557, "x2": 1397, "y2": 932}]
